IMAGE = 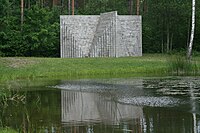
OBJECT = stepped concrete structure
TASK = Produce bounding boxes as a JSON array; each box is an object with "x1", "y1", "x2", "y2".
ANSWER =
[
  {"x1": 60, "y1": 11, "x2": 142, "y2": 58},
  {"x1": 59, "y1": 79, "x2": 144, "y2": 124},
  {"x1": 61, "y1": 90, "x2": 143, "y2": 125}
]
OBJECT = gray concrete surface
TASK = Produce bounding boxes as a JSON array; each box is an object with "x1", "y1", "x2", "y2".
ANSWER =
[{"x1": 60, "y1": 11, "x2": 142, "y2": 58}]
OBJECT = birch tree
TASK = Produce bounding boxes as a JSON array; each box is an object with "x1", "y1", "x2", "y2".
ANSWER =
[{"x1": 187, "y1": 0, "x2": 196, "y2": 60}]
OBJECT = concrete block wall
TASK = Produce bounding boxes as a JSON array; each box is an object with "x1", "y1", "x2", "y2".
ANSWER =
[
  {"x1": 117, "y1": 16, "x2": 142, "y2": 57},
  {"x1": 60, "y1": 16, "x2": 99, "y2": 57},
  {"x1": 89, "y1": 11, "x2": 117, "y2": 57},
  {"x1": 60, "y1": 11, "x2": 142, "y2": 58}
]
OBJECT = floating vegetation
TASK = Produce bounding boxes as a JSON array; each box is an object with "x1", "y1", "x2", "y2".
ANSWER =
[{"x1": 118, "y1": 96, "x2": 181, "y2": 107}]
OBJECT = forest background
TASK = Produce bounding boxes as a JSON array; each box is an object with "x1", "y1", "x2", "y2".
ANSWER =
[{"x1": 0, "y1": 0, "x2": 200, "y2": 57}]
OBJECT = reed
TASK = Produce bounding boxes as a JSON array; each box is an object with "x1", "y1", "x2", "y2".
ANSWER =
[
  {"x1": 167, "y1": 54, "x2": 200, "y2": 76},
  {"x1": 0, "y1": 85, "x2": 26, "y2": 108}
]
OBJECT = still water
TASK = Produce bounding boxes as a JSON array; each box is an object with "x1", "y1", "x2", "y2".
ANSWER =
[{"x1": 0, "y1": 77, "x2": 200, "y2": 133}]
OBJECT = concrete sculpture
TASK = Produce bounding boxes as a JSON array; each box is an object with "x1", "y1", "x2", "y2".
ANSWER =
[{"x1": 60, "y1": 11, "x2": 142, "y2": 58}]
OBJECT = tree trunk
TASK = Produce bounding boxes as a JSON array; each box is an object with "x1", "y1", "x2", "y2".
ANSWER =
[
  {"x1": 166, "y1": 24, "x2": 170, "y2": 53},
  {"x1": 187, "y1": 0, "x2": 195, "y2": 60},
  {"x1": 68, "y1": 0, "x2": 71, "y2": 15},
  {"x1": 53, "y1": 0, "x2": 55, "y2": 6},
  {"x1": 144, "y1": 0, "x2": 148, "y2": 13},
  {"x1": 28, "y1": 0, "x2": 30, "y2": 8},
  {"x1": 53, "y1": 0, "x2": 59, "y2": 6},
  {"x1": 161, "y1": 38, "x2": 164, "y2": 53},
  {"x1": 41, "y1": 0, "x2": 44, "y2": 7},
  {"x1": 170, "y1": 33, "x2": 173, "y2": 51},
  {"x1": 187, "y1": 18, "x2": 191, "y2": 47},
  {"x1": 21, "y1": 0, "x2": 24, "y2": 31},
  {"x1": 162, "y1": 16, "x2": 165, "y2": 53},
  {"x1": 129, "y1": 0, "x2": 133, "y2": 15},
  {"x1": 136, "y1": 0, "x2": 140, "y2": 15},
  {"x1": 72, "y1": 0, "x2": 74, "y2": 15}
]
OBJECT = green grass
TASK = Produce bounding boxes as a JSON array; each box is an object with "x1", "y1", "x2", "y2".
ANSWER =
[
  {"x1": 0, "y1": 128, "x2": 17, "y2": 133},
  {"x1": 0, "y1": 54, "x2": 199, "y2": 82}
]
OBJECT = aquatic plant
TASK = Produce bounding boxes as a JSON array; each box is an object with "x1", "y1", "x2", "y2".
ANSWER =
[
  {"x1": 0, "y1": 86, "x2": 26, "y2": 132},
  {"x1": 0, "y1": 87, "x2": 26, "y2": 107},
  {"x1": 167, "y1": 54, "x2": 199, "y2": 75}
]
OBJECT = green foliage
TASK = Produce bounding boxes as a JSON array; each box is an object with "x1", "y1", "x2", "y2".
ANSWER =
[
  {"x1": 142, "y1": 0, "x2": 192, "y2": 53},
  {"x1": 22, "y1": 5, "x2": 60, "y2": 57},
  {"x1": 0, "y1": 3, "x2": 59, "y2": 57},
  {"x1": 0, "y1": 88, "x2": 9, "y2": 106},
  {"x1": 78, "y1": 0, "x2": 128, "y2": 15},
  {"x1": 0, "y1": 128, "x2": 17, "y2": 133}
]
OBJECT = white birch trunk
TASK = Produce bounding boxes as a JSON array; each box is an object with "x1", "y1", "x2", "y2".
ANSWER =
[{"x1": 187, "y1": 0, "x2": 195, "y2": 60}]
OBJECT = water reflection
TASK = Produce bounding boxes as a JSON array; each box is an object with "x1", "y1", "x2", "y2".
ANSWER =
[
  {"x1": 61, "y1": 90, "x2": 143, "y2": 125},
  {"x1": 57, "y1": 77, "x2": 200, "y2": 133},
  {"x1": 0, "y1": 77, "x2": 200, "y2": 133}
]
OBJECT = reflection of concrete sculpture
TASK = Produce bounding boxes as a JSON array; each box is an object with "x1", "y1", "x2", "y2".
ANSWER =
[
  {"x1": 60, "y1": 11, "x2": 142, "y2": 58},
  {"x1": 61, "y1": 90, "x2": 143, "y2": 125},
  {"x1": 58, "y1": 78, "x2": 200, "y2": 132}
]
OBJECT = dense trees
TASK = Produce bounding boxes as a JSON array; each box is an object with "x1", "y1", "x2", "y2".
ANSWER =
[
  {"x1": 0, "y1": 0, "x2": 199, "y2": 57},
  {"x1": 0, "y1": 0, "x2": 60, "y2": 57}
]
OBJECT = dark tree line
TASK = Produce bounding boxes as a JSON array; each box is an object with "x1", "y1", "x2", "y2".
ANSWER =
[{"x1": 0, "y1": 0, "x2": 199, "y2": 57}]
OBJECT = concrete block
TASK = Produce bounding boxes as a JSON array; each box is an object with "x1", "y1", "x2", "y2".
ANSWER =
[{"x1": 60, "y1": 11, "x2": 142, "y2": 58}]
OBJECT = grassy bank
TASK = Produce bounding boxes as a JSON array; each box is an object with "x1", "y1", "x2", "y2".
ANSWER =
[{"x1": 0, "y1": 54, "x2": 199, "y2": 82}]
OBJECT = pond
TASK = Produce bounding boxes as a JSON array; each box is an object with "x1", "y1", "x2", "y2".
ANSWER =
[{"x1": 0, "y1": 77, "x2": 200, "y2": 133}]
